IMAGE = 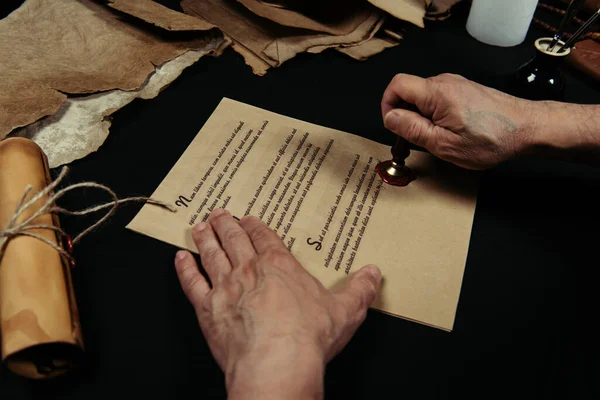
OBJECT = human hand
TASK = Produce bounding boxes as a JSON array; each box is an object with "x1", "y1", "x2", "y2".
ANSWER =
[
  {"x1": 174, "y1": 209, "x2": 382, "y2": 400},
  {"x1": 381, "y1": 73, "x2": 539, "y2": 170}
]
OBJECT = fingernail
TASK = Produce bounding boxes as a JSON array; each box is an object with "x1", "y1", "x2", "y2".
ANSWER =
[
  {"x1": 211, "y1": 208, "x2": 226, "y2": 218},
  {"x1": 384, "y1": 112, "x2": 399, "y2": 130},
  {"x1": 175, "y1": 251, "x2": 187, "y2": 261},
  {"x1": 368, "y1": 265, "x2": 382, "y2": 281},
  {"x1": 194, "y1": 222, "x2": 208, "y2": 233}
]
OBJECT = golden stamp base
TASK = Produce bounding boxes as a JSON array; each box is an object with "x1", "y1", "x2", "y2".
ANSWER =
[{"x1": 375, "y1": 160, "x2": 416, "y2": 187}]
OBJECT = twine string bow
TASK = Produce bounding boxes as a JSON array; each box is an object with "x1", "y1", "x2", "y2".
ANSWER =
[{"x1": 0, "y1": 167, "x2": 176, "y2": 261}]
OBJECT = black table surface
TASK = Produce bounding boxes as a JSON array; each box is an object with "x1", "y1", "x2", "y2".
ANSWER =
[{"x1": 2, "y1": 2, "x2": 600, "y2": 399}]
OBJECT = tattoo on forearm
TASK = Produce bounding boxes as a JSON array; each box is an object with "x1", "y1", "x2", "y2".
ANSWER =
[
  {"x1": 464, "y1": 109, "x2": 519, "y2": 159},
  {"x1": 466, "y1": 109, "x2": 517, "y2": 135}
]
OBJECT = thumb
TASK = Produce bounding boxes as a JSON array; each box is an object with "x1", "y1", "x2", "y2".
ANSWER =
[
  {"x1": 174, "y1": 250, "x2": 210, "y2": 309},
  {"x1": 384, "y1": 109, "x2": 440, "y2": 150},
  {"x1": 335, "y1": 264, "x2": 382, "y2": 316}
]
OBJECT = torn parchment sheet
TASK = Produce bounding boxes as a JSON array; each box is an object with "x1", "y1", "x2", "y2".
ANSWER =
[
  {"x1": 425, "y1": 0, "x2": 463, "y2": 20},
  {"x1": 335, "y1": 37, "x2": 399, "y2": 60},
  {"x1": 369, "y1": 0, "x2": 463, "y2": 27},
  {"x1": 11, "y1": 38, "x2": 224, "y2": 168},
  {"x1": 235, "y1": 0, "x2": 370, "y2": 35},
  {"x1": 181, "y1": 0, "x2": 387, "y2": 75},
  {"x1": 106, "y1": 0, "x2": 215, "y2": 31},
  {"x1": 368, "y1": 0, "x2": 427, "y2": 27},
  {"x1": 0, "y1": 0, "x2": 218, "y2": 139}
]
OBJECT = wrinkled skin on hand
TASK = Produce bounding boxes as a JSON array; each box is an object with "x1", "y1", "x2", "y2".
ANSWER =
[
  {"x1": 381, "y1": 73, "x2": 537, "y2": 170},
  {"x1": 174, "y1": 209, "x2": 382, "y2": 399}
]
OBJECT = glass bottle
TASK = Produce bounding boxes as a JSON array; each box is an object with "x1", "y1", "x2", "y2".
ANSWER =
[{"x1": 512, "y1": 37, "x2": 571, "y2": 101}]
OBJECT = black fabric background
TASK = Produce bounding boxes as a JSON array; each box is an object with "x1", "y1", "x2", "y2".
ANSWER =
[{"x1": 1, "y1": 1, "x2": 600, "y2": 399}]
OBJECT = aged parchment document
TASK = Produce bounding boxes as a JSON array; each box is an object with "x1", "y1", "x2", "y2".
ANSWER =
[{"x1": 128, "y1": 99, "x2": 478, "y2": 331}]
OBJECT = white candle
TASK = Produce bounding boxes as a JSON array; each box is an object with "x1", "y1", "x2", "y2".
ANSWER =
[{"x1": 466, "y1": 0, "x2": 539, "y2": 47}]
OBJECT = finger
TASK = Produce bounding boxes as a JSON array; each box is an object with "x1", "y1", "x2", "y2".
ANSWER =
[
  {"x1": 192, "y1": 221, "x2": 232, "y2": 283},
  {"x1": 381, "y1": 74, "x2": 430, "y2": 119},
  {"x1": 335, "y1": 264, "x2": 382, "y2": 317},
  {"x1": 208, "y1": 209, "x2": 256, "y2": 268},
  {"x1": 384, "y1": 109, "x2": 447, "y2": 151},
  {"x1": 174, "y1": 250, "x2": 210, "y2": 308},
  {"x1": 239, "y1": 215, "x2": 287, "y2": 255}
]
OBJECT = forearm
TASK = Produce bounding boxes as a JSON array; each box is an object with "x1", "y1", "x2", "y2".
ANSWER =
[
  {"x1": 226, "y1": 343, "x2": 325, "y2": 400},
  {"x1": 522, "y1": 102, "x2": 600, "y2": 165}
]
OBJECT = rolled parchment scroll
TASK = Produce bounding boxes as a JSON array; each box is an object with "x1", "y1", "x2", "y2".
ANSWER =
[{"x1": 0, "y1": 138, "x2": 83, "y2": 379}]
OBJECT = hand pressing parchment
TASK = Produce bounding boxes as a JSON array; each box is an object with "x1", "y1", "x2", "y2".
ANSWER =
[{"x1": 174, "y1": 208, "x2": 382, "y2": 400}]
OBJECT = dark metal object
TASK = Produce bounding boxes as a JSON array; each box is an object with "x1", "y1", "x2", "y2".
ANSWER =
[
  {"x1": 375, "y1": 136, "x2": 416, "y2": 187},
  {"x1": 513, "y1": 38, "x2": 570, "y2": 101},
  {"x1": 558, "y1": 8, "x2": 600, "y2": 52},
  {"x1": 376, "y1": 101, "x2": 421, "y2": 187},
  {"x1": 547, "y1": 0, "x2": 586, "y2": 51}
]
